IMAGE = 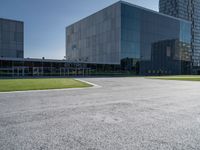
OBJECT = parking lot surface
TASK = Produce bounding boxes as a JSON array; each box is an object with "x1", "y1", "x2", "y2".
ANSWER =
[{"x1": 1, "y1": 77, "x2": 200, "y2": 150}]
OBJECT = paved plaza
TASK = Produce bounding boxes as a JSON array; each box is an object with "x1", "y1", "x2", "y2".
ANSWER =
[{"x1": 1, "y1": 77, "x2": 200, "y2": 150}]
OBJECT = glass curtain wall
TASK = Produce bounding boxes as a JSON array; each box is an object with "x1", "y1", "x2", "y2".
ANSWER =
[{"x1": 121, "y1": 3, "x2": 191, "y2": 75}]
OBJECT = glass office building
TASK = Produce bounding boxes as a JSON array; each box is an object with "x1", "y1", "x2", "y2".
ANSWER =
[
  {"x1": 0, "y1": 18, "x2": 24, "y2": 58},
  {"x1": 159, "y1": 0, "x2": 200, "y2": 73},
  {"x1": 66, "y1": 1, "x2": 192, "y2": 75}
]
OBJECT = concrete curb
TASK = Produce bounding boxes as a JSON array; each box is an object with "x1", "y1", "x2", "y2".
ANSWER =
[{"x1": 75, "y1": 78, "x2": 102, "y2": 88}]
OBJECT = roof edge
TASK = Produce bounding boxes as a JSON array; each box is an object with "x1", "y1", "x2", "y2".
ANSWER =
[{"x1": 119, "y1": 0, "x2": 191, "y2": 24}]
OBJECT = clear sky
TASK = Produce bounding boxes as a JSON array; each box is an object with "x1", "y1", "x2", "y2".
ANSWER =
[{"x1": 0, "y1": 0, "x2": 159, "y2": 59}]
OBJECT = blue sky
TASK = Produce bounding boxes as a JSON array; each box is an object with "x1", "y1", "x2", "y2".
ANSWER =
[{"x1": 0, "y1": 0, "x2": 159, "y2": 59}]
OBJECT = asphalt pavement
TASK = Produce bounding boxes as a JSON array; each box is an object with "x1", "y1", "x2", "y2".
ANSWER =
[{"x1": 1, "y1": 77, "x2": 200, "y2": 150}]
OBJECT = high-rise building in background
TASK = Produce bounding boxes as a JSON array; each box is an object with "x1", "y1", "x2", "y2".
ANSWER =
[
  {"x1": 0, "y1": 18, "x2": 24, "y2": 58},
  {"x1": 159, "y1": 0, "x2": 200, "y2": 73}
]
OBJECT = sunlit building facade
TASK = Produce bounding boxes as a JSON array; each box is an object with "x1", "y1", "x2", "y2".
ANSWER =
[{"x1": 66, "y1": 1, "x2": 192, "y2": 75}]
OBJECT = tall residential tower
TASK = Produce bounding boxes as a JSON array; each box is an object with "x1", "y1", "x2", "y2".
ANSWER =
[{"x1": 159, "y1": 0, "x2": 200, "y2": 73}]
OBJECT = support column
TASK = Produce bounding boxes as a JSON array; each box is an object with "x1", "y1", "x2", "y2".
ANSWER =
[
  {"x1": 22, "y1": 67, "x2": 24, "y2": 76},
  {"x1": 17, "y1": 68, "x2": 19, "y2": 76},
  {"x1": 12, "y1": 67, "x2": 14, "y2": 77}
]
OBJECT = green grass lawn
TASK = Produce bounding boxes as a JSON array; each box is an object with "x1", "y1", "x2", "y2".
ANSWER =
[
  {"x1": 149, "y1": 75, "x2": 200, "y2": 81},
  {"x1": 0, "y1": 78, "x2": 92, "y2": 92}
]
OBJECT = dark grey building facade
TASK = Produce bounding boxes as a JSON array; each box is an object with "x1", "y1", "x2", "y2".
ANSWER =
[
  {"x1": 159, "y1": 0, "x2": 200, "y2": 73},
  {"x1": 66, "y1": 3, "x2": 121, "y2": 65},
  {"x1": 0, "y1": 18, "x2": 24, "y2": 58},
  {"x1": 66, "y1": 1, "x2": 192, "y2": 75}
]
